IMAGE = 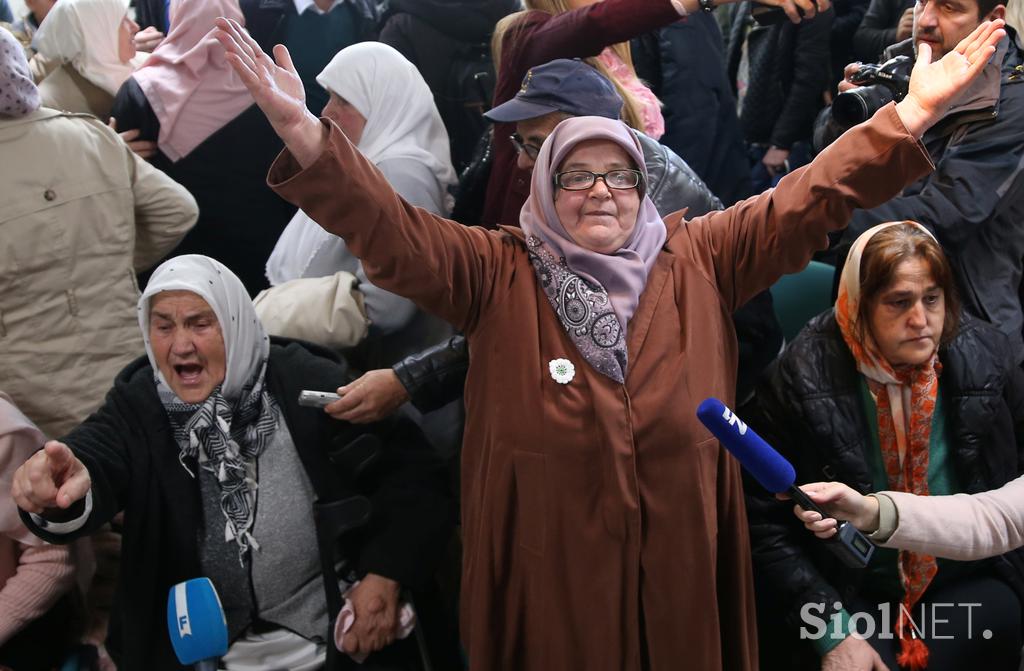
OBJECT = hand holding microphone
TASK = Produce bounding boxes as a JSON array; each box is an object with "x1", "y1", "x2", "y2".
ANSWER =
[
  {"x1": 696, "y1": 398, "x2": 875, "y2": 568},
  {"x1": 786, "y1": 481, "x2": 882, "y2": 539},
  {"x1": 11, "y1": 441, "x2": 91, "y2": 515}
]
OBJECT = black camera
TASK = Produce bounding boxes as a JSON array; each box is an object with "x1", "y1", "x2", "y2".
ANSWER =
[{"x1": 831, "y1": 55, "x2": 913, "y2": 126}]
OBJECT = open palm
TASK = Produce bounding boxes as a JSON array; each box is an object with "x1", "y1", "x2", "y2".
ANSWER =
[
  {"x1": 905, "y1": 20, "x2": 1005, "y2": 123},
  {"x1": 214, "y1": 18, "x2": 309, "y2": 140}
]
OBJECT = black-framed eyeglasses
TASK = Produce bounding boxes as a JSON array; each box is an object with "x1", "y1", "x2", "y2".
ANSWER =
[
  {"x1": 553, "y1": 169, "x2": 643, "y2": 191},
  {"x1": 510, "y1": 133, "x2": 542, "y2": 160}
]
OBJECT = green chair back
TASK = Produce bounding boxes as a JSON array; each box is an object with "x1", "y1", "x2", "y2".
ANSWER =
[{"x1": 771, "y1": 260, "x2": 835, "y2": 343}]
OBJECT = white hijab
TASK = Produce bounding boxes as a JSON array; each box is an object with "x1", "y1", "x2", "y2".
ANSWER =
[
  {"x1": 138, "y1": 255, "x2": 269, "y2": 402},
  {"x1": 265, "y1": 42, "x2": 457, "y2": 285},
  {"x1": 33, "y1": 0, "x2": 136, "y2": 96}
]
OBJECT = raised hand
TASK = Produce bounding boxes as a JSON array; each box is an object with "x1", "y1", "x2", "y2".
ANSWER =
[
  {"x1": 11, "y1": 441, "x2": 91, "y2": 515},
  {"x1": 743, "y1": 0, "x2": 831, "y2": 24},
  {"x1": 213, "y1": 17, "x2": 325, "y2": 167},
  {"x1": 896, "y1": 19, "x2": 1006, "y2": 137}
]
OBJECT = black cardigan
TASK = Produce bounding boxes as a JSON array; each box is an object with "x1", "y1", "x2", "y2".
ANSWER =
[
  {"x1": 22, "y1": 339, "x2": 453, "y2": 670},
  {"x1": 744, "y1": 311, "x2": 1024, "y2": 663}
]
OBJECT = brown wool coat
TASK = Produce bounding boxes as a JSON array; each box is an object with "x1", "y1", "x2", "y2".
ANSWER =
[{"x1": 269, "y1": 104, "x2": 932, "y2": 671}]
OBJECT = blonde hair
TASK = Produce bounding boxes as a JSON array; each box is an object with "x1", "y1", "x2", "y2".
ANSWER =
[{"x1": 492, "y1": 3, "x2": 647, "y2": 131}]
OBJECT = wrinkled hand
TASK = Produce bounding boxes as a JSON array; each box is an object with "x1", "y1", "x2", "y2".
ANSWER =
[
  {"x1": 12, "y1": 441, "x2": 91, "y2": 515},
  {"x1": 326, "y1": 369, "x2": 410, "y2": 424},
  {"x1": 343, "y1": 574, "x2": 401, "y2": 658},
  {"x1": 108, "y1": 118, "x2": 157, "y2": 159},
  {"x1": 133, "y1": 26, "x2": 165, "y2": 52},
  {"x1": 896, "y1": 7, "x2": 915, "y2": 42},
  {"x1": 822, "y1": 636, "x2": 889, "y2": 671},
  {"x1": 762, "y1": 146, "x2": 790, "y2": 177},
  {"x1": 751, "y1": 0, "x2": 831, "y2": 24},
  {"x1": 213, "y1": 17, "x2": 324, "y2": 167},
  {"x1": 896, "y1": 19, "x2": 1006, "y2": 137}
]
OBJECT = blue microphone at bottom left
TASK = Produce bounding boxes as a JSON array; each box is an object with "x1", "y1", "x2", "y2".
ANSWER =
[{"x1": 167, "y1": 577, "x2": 228, "y2": 671}]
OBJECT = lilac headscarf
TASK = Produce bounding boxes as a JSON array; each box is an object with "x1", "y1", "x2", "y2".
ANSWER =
[
  {"x1": 0, "y1": 28, "x2": 40, "y2": 118},
  {"x1": 520, "y1": 116, "x2": 666, "y2": 335}
]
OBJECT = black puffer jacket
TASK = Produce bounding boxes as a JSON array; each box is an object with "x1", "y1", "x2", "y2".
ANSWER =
[
  {"x1": 745, "y1": 311, "x2": 1024, "y2": 657},
  {"x1": 725, "y1": 1, "x2": 833, "y2": 149},
  {"x1": 379, "y1": 0, "x2": 519, "y2": 171},
  {"x1": 632, "y1": 13, "x2": 754, "y2": 206}
]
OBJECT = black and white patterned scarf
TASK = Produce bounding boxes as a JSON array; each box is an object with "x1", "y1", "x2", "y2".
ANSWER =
[
  {"x1": 162, "y1": 363, "x2": 280, "y2": 563},
  {"x1": 528, "y1": 236, "x2": 628, "y2": 383}
]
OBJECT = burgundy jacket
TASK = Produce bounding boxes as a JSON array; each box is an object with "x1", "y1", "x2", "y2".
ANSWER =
[{"x1": 480, "y1": 0, "x2": 683, "y2": 228}]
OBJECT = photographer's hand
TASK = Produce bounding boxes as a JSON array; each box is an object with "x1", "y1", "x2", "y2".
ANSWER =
[
  {"x1": 896, "y1": 7, "x2": 916, "y2": 42},
  {"x1": 838, "y1": 63, "x2": 861, "y2": 93},
  {"x1": 762, "y1": 146, "x2": 790, "y2": 177}
]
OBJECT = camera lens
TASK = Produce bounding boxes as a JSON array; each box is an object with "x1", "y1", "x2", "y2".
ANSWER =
[{"x1": 832, "y1": 85, "x2": 895, "y2": 126}]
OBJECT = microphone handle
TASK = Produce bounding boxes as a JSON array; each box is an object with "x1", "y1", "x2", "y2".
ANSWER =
[
  {"x1": 194, "y1": 659, "x2": 218, "y2": 671},
  {"x1": 786, "y1": 485, "x2": 830, "y2": 518}
]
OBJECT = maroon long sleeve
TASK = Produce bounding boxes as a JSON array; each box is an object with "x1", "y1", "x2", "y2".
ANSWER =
[{"x1": 480, "y1": 0, "x2": 684, "y2": 228}]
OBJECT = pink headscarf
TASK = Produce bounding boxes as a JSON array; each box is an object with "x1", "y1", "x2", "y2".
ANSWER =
[
  {"x1": 520, "y1": 116, "x2": 666, "y2": 334},
  {"x1": 132, "y1": 0, "x2": 252, "y2": 162},
  {"x1": 0, "y1": 393, "x2": 46, "y2": 547},
  {"x1": 0, "y1": 27, "x2": 40, "y2": 118}
]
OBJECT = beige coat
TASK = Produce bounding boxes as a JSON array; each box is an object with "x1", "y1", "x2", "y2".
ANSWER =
[
  {"x1": 36, "y1": 64, "x2": 114, "y2": 119},
  {"x1": 270, "y1": 104, "x2": 932, "y2": 670},
  {"x1": 0, "y1": 109, "x2": 197, "y2": 438}
]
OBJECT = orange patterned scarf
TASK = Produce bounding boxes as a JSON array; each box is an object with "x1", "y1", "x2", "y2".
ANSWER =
[{"x1": 835, "y1": 222, "x2": 940, "y2": 671}]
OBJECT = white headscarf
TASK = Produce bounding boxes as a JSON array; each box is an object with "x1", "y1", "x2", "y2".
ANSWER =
[
  {"x1": 265, "y1": 42, "x2": 456, "y2": 285},
  {"x1": 32, "y1": 0, "x2": 135, "y2": 96},
  {"x1": 139, "y1": 255, "x2": 269, "y2": 402}
]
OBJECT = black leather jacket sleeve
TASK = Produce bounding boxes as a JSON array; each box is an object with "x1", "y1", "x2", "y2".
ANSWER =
[{"x1": 392, "y1": 335, "x2": 469, "y2": 412}]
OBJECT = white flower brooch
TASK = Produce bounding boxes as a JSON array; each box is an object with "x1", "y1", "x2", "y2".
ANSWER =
[{"x1": 548, "y1": 358, "x2": 575, "y2": 384}]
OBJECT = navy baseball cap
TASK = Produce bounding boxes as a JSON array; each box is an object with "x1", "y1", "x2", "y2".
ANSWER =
[{"x1": 484, "y1": 59, "x2": 624, "y2": 123}]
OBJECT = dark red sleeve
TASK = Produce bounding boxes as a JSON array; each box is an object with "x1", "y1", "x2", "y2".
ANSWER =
[{"x1": 495, "y1": 0, "x2": 684, "y2": 108}]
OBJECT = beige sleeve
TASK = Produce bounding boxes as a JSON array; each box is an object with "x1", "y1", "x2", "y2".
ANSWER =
[
  {"x1": 253, "y1": 271, "x2": 370, "y2": 349},
  {"x1": 28, "y1": 54, "x2": 59, "y2": 84},
  {"x1": 128, "y1": 150, "x2": 198, "y2": 272},
  {"x1": 880, "y1": 476, "x2": 1024, "y2": 560}
]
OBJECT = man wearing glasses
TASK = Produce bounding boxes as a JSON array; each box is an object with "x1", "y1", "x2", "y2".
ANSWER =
[{"x1": 485, "y1": 58, "x2": 722, "y2": 221}]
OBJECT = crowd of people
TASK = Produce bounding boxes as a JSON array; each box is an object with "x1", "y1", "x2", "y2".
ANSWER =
[{"x1": 0, "y1": 0, "x2": 1022, "y2": 669}]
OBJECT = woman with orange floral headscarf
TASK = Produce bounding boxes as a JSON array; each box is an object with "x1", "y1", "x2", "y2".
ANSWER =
[{"x1": 747, "y1": 221, "x2": 1024, "y2": 671}]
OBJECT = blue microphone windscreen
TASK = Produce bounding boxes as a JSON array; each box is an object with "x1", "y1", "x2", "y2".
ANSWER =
[
  {"x1": 167, "y1": 578, "x2": 229, "y2": 664},
  {"x1": 696, "y1": 397, "x2": 796, "y2": 493}
]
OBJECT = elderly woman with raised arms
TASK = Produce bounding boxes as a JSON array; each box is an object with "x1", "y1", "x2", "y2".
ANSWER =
[{"x1": 207, "y1": 12, "x2": 1005, "y2": 671}]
